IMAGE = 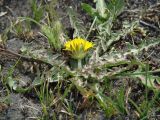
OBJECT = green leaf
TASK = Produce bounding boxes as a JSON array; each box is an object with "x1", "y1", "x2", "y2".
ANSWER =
[
  {"x1": 106, "y1": 0, "x2": 124, "y2": 17},
  {"x1": 31, "y1": 0, "x2": 43, "y2": 22},
  {"x1": 7, "y1": 77, "x2": 17, "y2": 90},
  {"x1": 95, "y1": 0, "x2": 107, "y2": 19},
  {"x1": 41, "y1": 21, "x2": 62, "y2": 51},
  {"x1": 81, "y1": 3, "x2": 96, "y2": 17},
  {"x1": 125, "y1": 67, "x2": 160, "y2": 89},
  {"x1": 136, "y1": 74, "x2": 160, "y2": 89}
]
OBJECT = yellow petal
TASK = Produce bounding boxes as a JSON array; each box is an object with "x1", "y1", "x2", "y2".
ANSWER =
[{"x1": 64, "y1": 37, "x2": 94, "y2": 59}]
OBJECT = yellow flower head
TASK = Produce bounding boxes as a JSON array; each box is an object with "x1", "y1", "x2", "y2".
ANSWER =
[{"x1": 64, "y1": 37, "x2": 94, "y2": 60}]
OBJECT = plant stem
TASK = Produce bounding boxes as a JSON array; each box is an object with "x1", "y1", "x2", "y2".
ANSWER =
[
  {"x1": 85, "y1": 17, "x2": 97, "y2": 40},
  {"x1": 78, "y1": 59, "x2": 82, "y2": 69}
]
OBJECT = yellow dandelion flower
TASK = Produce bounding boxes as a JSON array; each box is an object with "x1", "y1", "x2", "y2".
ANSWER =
[{"x1": 64, "y1": 37, "x2": 94, "y2": 60}]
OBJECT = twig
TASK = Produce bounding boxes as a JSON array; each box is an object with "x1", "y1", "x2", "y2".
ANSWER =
[
  {"x1": 139, "y1": 20, "x2": 160, "y2": 32},
  {"x1": 5, "y1": 6, "x2": 16, "y2": 17},
  {"x1": 0, "y1": 47, "x2": 53, "y2": 68}
]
